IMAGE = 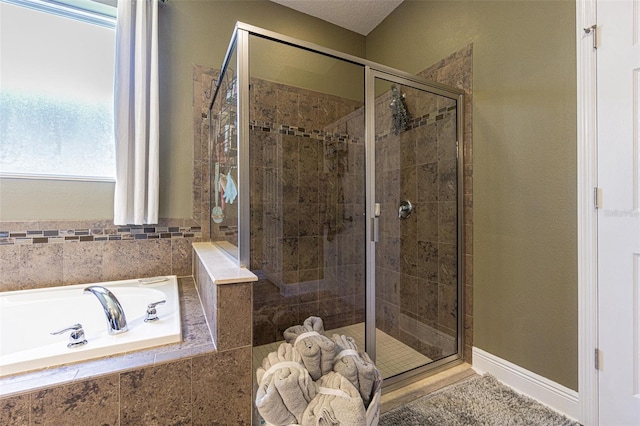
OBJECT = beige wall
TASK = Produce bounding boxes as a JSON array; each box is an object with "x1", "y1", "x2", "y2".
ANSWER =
[
  {"x1": 0, "y1": 0, "x2": 578, "y2": 393},
  {"x1": 367, "y1": 0, "x2": 578, "y2": 390},
  {"x1": 0, "y1": 0, "x2": 365, "y2": 221}
]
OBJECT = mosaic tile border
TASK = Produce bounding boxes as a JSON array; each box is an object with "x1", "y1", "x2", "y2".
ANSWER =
[
  {"x1": 0, "y1": 225, "x2": 202, "y2": 246},
  {"x1": 249, "y1": 121, "x2": 362, "y2": 143},
  {"x1": 377, "y1": 104, "x2": 458, "y2": 141},
  {"x1": 249, "y1": 104, "x2": 456, "y2": 144}
]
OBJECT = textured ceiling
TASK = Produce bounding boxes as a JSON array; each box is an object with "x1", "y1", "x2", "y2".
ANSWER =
[{"x1": 269, "y1": 0, "x2": 404, "y2": 35}]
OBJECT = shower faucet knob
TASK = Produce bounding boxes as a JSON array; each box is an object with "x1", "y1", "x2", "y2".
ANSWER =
[{"x1": 398, "y1": 200, "x2": 413, "y2": 219}]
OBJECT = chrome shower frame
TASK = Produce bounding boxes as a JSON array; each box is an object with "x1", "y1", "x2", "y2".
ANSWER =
[{"x1": 212, "y1": 21, "x2": 466, "y2": 389}]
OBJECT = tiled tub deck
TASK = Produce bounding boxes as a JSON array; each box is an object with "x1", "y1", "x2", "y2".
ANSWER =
[{"x1": 1, "y1": 268, "x2": 254, "y2": 424}]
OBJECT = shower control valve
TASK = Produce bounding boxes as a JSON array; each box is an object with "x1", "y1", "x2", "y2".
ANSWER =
[
  {"x1": 398, "y1": 200, "x2": 413, "y2": 219},
  {"x1": 144, "y1": 300, "x2": 166, "y2": 322}
]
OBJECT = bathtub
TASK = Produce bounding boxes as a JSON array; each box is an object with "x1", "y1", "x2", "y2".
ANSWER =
[{"x1": 0, "y1": 276, "x2": 182, "y2": 377}]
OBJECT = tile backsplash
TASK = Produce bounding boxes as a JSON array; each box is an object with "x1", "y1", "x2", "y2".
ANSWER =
[{"x1": 0, "y1": 219, "x2": 200, "y2": 291}]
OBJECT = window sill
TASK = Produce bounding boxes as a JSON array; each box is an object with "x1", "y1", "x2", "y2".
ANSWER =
[{"x1": 0, "y1": 173, "x2": 116, "y2": 183}]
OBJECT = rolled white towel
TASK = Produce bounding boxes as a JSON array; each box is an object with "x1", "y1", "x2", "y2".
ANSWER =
[
  {"x1": 301, "y1": 371, "x2": 366, "y2": 426},
  {"x1": 332, "y1": 334, "x2": 381, "y2": 407},
  {"x1": 284, "y1": 317, "x2": 337, "y2": 381},
  {"x1": 256, "y1": 343, "x2": 316, "y2": 425}
]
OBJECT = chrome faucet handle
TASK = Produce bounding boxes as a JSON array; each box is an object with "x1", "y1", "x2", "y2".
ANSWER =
[
  {"x1": 398, "y1": 200, "x2": 413, "y2": 219},
  {"x1": 144, "y1": 300, "x2": 166, "y2": 322},
  {"x1": 51, "y1": 323, "x2": 88, "y2": 348}
]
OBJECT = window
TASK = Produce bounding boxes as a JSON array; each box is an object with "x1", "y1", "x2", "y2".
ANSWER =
[{"x1": 0, "y1": 0, "x2": 116, "y2": 180}]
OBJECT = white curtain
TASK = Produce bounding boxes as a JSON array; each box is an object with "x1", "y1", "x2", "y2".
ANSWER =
[{"x1": 113, "y1": 0, "x2": 159, "y2": 225}]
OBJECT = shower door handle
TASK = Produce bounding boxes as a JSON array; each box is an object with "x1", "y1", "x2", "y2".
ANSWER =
[
  {"x1": 370, "y1": 203, "x2": 380, "y2": 243},
  {"x1": 371, "y1": 217, "x2": 379, "y2": 243}
]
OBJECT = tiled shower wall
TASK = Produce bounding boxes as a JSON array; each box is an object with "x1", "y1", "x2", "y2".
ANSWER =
[
  {"x1": 250, "y1": 77, "x2": 367, "y2": 344},
  {"x1": 374, "y1": 45, "x2": 473, "y2": 362},
  {"x1": 419, "y1": 45, "x2": 474, "y2": 362},
  {"x1": 247, "y1": 43, "x2": 473, "y2": 356},
  {"x1": 374, "y1": 86, "x2": 459, "y2": 361}
]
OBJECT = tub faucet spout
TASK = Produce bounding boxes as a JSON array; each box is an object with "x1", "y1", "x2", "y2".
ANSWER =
[{"x1": 84, "y1": 286, "x2": 128, "y2": 335}]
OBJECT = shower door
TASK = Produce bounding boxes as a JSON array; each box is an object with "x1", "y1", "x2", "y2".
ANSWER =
[
  {"x1": 227, "y1": 24, "x2": 465, "y2": 392},
  {"x1": 365, "y1": 71, "x2": 464, "y2": 383}
]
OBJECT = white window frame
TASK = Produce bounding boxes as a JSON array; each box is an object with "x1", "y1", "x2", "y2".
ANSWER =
[{"x1": 0, "y1": 0, "x2": 117, "y2": 182}]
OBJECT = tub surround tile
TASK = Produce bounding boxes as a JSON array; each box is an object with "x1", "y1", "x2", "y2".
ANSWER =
[
  {"x1": 30, "y1": 375, "x2": 120, "y2": 426},
  {"x1": 62, "y1": 241, "x2": 104, "y2": 286},
  {"x1": 120, "y1": 360, "x2": 192, "y2": 426},
  {"x1": 1, "y1": 394, "x2": 29, "y2": 426},
  {"x1": 0, "y1": 277, "x2": 213, "y2": 398},
  {"x1": 193, "y1": 242, "x2": 256, "y2": 351},
  {"x1": 192, "y1": 347, "x2": 252, "y2": 425},
  {"x1": 138, "y1": 239, "x2": 172, "y2": 278},
  {"x1": 0, "y1": 269, "x2": 253, "y2": 426},
  {"x1": 72, "y1": 352, "x2": 159, "y2": 382},
  {"x1": 0, "y1": 244, "x2": 20, "y2": 291},
  {"x1": 1, "y1": 224, "x2": 199, "y2": 291},
  {"x1": 102, "y1": 240, "x2": 140, "y2": 281},
  {"x1": 217, "y1": 283, "x2": 252, "y2": 350},
  {"x1": 19, "y1": 243, "x2": 64, "y2": 290}
]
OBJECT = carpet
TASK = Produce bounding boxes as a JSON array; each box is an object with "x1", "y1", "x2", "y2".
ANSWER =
[{"x1": 379, "y1": 374, "x2": 581, "y2": 426}]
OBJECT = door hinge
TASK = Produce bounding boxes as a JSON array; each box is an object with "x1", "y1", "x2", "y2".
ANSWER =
[
  {"x1": 595, "y1": 348, "x2": 600, "y2": 370},
  {"x1": 584, "y1": 24, "x2": 598, "y2": 49},
  {"x1": 594, "y1": 187, "x2": 603, "y2": 209}
]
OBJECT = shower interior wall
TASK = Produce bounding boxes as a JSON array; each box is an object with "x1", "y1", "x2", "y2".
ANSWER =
[
  {"x1": 250, "y1": 77, "x2": 366, "y2": 344},
  {"x1": 248, "y1": 75, "x2": 461, "y2": 365},
  {"x1": 203, "y1": 40, "x2": 473, "y2": 366},
  {"x1": 374, "y1": 84, "x2": 459, "y2": 362}
]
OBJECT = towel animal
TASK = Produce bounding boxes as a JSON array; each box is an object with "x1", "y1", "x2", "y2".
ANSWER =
[
  {"x1": 301, "y1": 371, "x2": 367, "y2": 426},
  {"x1": 284, "y1": 317, "x2": 338, "y2": 381},
  {"x1": 255, "y1": 343, "x2": 316, "y2": 425},
  {"x1": 224, "y1": 171, "x2": 237, "y2": 204},
  {"x1": 332, "y1": 334, "x2": 382, "y2": 407}
]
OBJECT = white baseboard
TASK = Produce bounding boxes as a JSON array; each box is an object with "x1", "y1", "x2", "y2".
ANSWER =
[{"x1": 472, "y1": 347, "x2": 580, "y2": 421}]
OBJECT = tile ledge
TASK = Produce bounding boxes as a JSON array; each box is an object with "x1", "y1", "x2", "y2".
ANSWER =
[{"x1": 193, "y1": 242, "x2": 257, "y2": 285}]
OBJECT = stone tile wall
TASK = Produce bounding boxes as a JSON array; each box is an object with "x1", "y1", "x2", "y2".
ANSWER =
[
  {"x1": 247, "y1": 46, "x2": 473, "y2": 358},
  {"x1": 249, "y1": 78, "x2": 366, "y2": 345},
  {"x1": 194, "y1": 251, "x2": 252, "y2": 351},
  {"x1": 0, "y1": 220, "x2": 199, "y2": 292},
  {"x1": 374, "y1": 84, "x2": 459, "y2": 361},
  {"x1": 418, "y1": 45, "x2": 473, "y2": 363},
  {"x1": 372, "y1": 45, "x2": 473, "y2": 362},
  {"x1": 205, "y1": 66, "x2": 240, "y2": 247},
  {"x1": 0, "y1": 347, "x2": 251, "y2": 425}
]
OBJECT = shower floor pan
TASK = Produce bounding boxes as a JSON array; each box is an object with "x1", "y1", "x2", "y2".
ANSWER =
[{"x1": 252, "y1": 322, "x2": 431, "y2": 380}]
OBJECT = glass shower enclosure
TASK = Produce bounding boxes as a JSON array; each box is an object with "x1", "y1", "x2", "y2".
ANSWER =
[{"x1": 209, "y1": 23, "x2": 465, "y2": 389}]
